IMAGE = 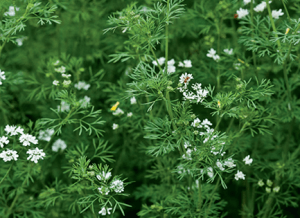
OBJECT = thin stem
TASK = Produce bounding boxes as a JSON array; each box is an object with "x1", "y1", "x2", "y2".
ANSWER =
[
  {"x1": 204, "y1": 178, "x2": 220, "y2": 218},
  {"x1": 281, "y1": 0, "x2": 290, "y2": 22},
  {"x1": 266, "y1": 0, "x2": 281, "y2": 50},
  {"x1": 0, "y1": 163, "x2": 13, "y2": 186},
  {"x1": 250, "y1": 0, "x2": 259, "y2": 79},
  {"x1": 150, "y1": 46, "x2": 163, "y2": 73},
  {"x1": 164, "y1": 0, "x2": 170, "y2": 73}
]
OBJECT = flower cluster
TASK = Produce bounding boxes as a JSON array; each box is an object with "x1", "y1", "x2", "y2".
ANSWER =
[
  {"x1": 207, "y1": 48, "x2": 220, "y2": 61},
  {"x1": 79, "y1": 96, "x2": 91, "y2": 108},
  {"x1": 4, "y1": 6, "x2": 19, "y2": 16},
  {"x1": 0, "y1": 70, "x2": 5, "y2": 85},
  {"x1": 0, "y1": 125, "x2": 45, "y2": 163},
  {"x1": 27, "y1": 148, "x2": 46, "y2": 163},
  {"x1": 52, "y1": 139, "x2": 67, "y2": 152},
  {"x1": 52, "y1": 62, "x2": 71, "y2": 87},
  {"x1": 99, "y1": 207, "x2": 112, "y2": 216},
  {"x1": 257, "y1": 179, "x2": 280, "y2": 193},
  {"x1": 74, "y1": 81, "x2": 90, "y2": 90},
  {"x1": 236, "y1": 1, "x2": 284, "y2": 20},
  {"x1": 38, "y1": 129, "x2": 55, "y2": 142},
  {"x1": 57, "y1": 101, "x2": 70, "y2": 112},
  {"x1": 96, "y1": 170, "x2": 125, "y2": 210},
  {"x1": 178, "y1": 73, "x2": 209, "y2": 104},
  {"x1": 110, "y1": 98, "x2": 136, "y2": 130},
  {"x1": 178, "y1": 60, "x2": 192, "y2": 68}
]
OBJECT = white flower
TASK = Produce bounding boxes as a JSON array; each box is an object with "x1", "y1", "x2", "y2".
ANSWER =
[
  {"x1": 266, "y1": 179, "x2": 273, "y2": 187},
  {"x1": 224, "y1": 158, "x2": 236, "y2": 168},
  {"x1": 127, "y1": 112, "x2": 133, "y2": 117},
  {"x1": 202, "y1": 119, "x2": 212, "y2": 129},
  {"x1": 166, "y1": 65, "x2": 176, "y2": 74},
  {"x1": 62, "y1": 74, "x2": 71, "y2": 79},
  {"x1": 110, "y1": 179, "x2": 124, "y2": 193},
  {"x1": 191, "y1": 118, "x2": 202, "y2": 128},
  {"x1": 58, "y1": 101, "x2": 70, "y2": 112},
  {"x1": 273, "y1": 186, "x2": 280, "y2": 193},
  {"x1": 0, "y1": 70, "x2": 5, "y2": 85},
  {"x1": 112, "y1": 108, "x2": 124, "y2": 116},
  {"x1": 4, "y1": 125, "x2": 17, "y2": 136},
  {"x1": 52, "y1": 139, "x2": 67, "y2": 152},
  {"x1": 19, "y1": 134, "x2": 38, "y2": 146},
  {"x1": 243, "y1": 155, "x2": 253, "y2": 165},
  {"x1": 98, "y1": 186, "x2": 110, "y2": 195},
  {"x1": 254, "y1": 2, "x2": 271, "y2": 12},
  {"x1": 272, "y1": 9, "x2": 284, "y2": 19},
  {"x1": 167, "y1": 59, "x2": 175, "y2": 66},
  {"x1": 184, "y1": 141, "x2": 191, "y2": 149},
  {"x1": 265, "y1": 187, "x2": 271, "y2": 193},
  {"x1": 236, "y1": 8, "x2": 249, "y2": 19},
  {"x1": 207, "y1": 48, "x2": 216, "y2": 58},
  {"x1": 224, "y1": 48, "x2": 233, "y2": 55},
  {"x1": 178, "y1": 60, "x2": 192, "y2": 68},
  {"x1": 152, "y1": 57, "x2": 165, "y2": 66},
  {"x1": 4, "y1": 6, "x2": 20, "y2": 16},
  {"x1": 112, "y1": 123, "x2": 119, "y2": 130},
  {"x1": 79, "y1": 96, "x2": 91, "y2": 108},
  {"x1": 96, "y1": 171, "x2": 112, "y2": 181},
  {"x1": 55, "y1": 66, "x2": 66, "y2": 73},
  {"x1": 235, "y1": 170, "x2": 246, "y2": 180},
  {"x1": 53, "y1": 80, "x2": 59, "y2": 86},
  {"x1": 16, "y1": 37, "x2": 26, "y2": 46},
  {"x1": 216, "y1": 160, "x2": 225, "y2": 171},
  {"x1": 54, "y1": 60, "x2": 60, "y2": 66},
  {"x1": 258, "y1": 179, "x2": 264, "y2": 187},
  {"x1": 62, "y1": 80, "x2": 71, "y2": 87},
  {"x1": 207, "y1": 167, "x2": 214, "y2": 178},
  {"x1": 0, "y1": 149, "x2": 18, "y2": 162},
  {"x1": 130, "y1": 97, "x2": 137, "y2": 104},
  {"x1": 27, "y1": 148, "x2": 46, "y2": 163},
  {"x1": 0, "y1": 136, "x2": 9, "y2": 148},
  {"x1": 179, "y1": 73, "x2": 193, "y2": 86},
  {"x1": 244, "y1": 0, "x2": 251, "y2": 5},
  {"x1": 99, "y1": 207, "x2": 112, "y2": 215},
  {"x1": 74, "y1": 81, "x2": 90, "y2": 90},
  {"x1": 234, "y1": 63, "x2": 241, "y2": 70},
  {"x1": 213, "y1": 54, "x2": 220, "y2": 61},
  {"x1": 38, "y1": 129, "x2": 54, "y2": 142}
]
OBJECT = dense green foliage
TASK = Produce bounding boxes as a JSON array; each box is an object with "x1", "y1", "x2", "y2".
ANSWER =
[{"x1": 1, "y1": 0, "x2": 300, "y2": 217}]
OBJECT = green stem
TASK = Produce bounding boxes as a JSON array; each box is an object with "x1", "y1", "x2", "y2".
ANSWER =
[
  {"x1": 164, "y1": 0, "x2": 170, "y2": 73},
  {"x1": 0, "y1": 163, "x2": 13, "y2": 186},
  {"x1": 204, "y1": 178, "x2": 220, "y2": 218},
  {"x1": 250, "y1": 0, "x2": 259, "y2": 79},
  {"x1": 266, "y1": 0, "x2": 281, "y2": 50},
  {"x1": 150, "y1": 46, "x2": 163, "y2": 73},
  {"x1": 281, "y1": 0, "x2": 290, "y2": 22},
  {"x1": 197, "y1": 180, "x2": 203, "y2": 218}
]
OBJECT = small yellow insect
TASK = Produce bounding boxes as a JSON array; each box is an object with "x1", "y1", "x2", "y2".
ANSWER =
[
  {"x1": 285, "y1": 28, "x2": 290, "y2": 35},
  {"x1": 218, "y1": 100, "x2": 221, "y2": 108},
  {"x1": 110, "y1": 102, "x2": 119, "y2": 111}
]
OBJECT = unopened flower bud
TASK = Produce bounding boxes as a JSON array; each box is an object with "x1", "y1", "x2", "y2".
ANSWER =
[
  {"x1": 273, "y1": 186, "x2": 280, "y2": 193},
  {"x1": 87, "y1": 171, "x2": 95, "y2": 176},
  {"x1": 258, "y1": 179, "x2": 264, "y2": 187},
  {"x1": 191, "y1": 114, "x2": 196, "y2": 119},
  {"x1": 266, "y1": 179, "x2": 273, "y2": 187},
  {"x1": 167, "y1": 86, "x2": 174, "y2": 91},
  {"x1": 194, "y1": 130, "x2": 199, "y2": 135},
  {"x1": 265, "y1": 187, "x2": 271, "y2": 193}
]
